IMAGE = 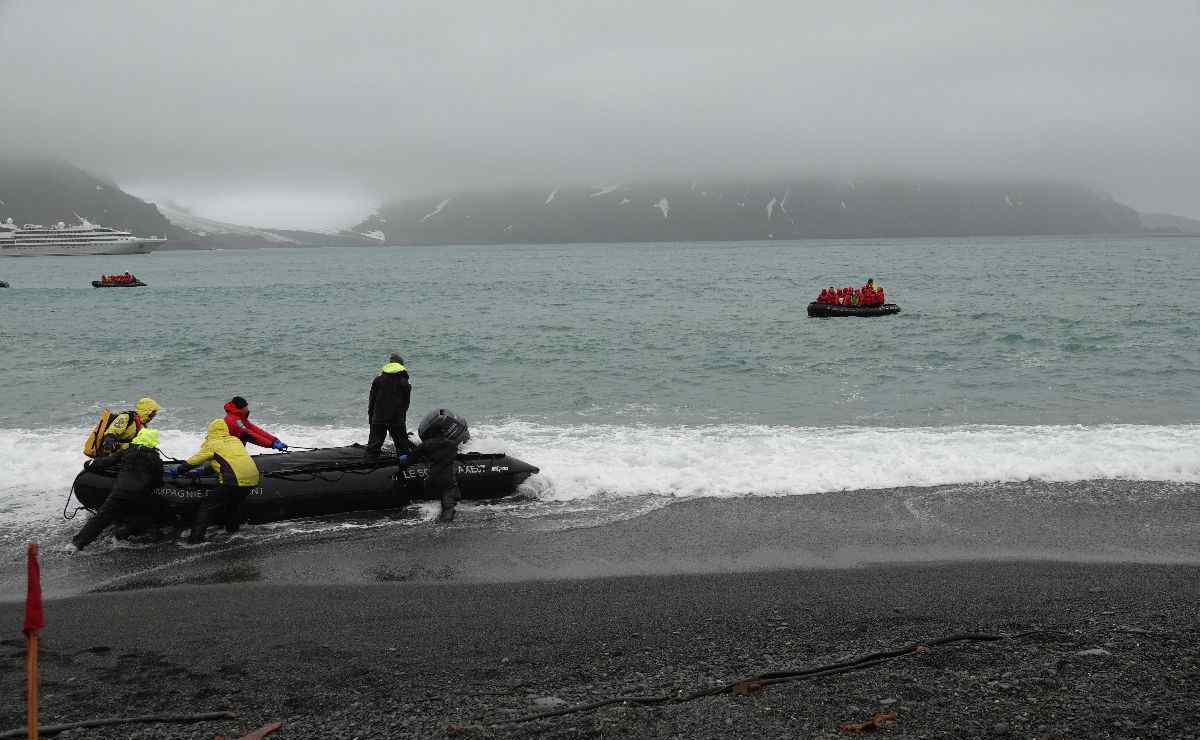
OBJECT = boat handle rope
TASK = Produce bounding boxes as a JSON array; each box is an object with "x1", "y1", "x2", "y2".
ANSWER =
[{"x1": 61, "y1": 487, "x2": 84, "y2": 520}]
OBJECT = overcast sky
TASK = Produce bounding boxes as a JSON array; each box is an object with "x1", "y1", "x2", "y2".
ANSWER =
[{"x1": 2, "y1": 0, "x2": 1198, "y2": 228}]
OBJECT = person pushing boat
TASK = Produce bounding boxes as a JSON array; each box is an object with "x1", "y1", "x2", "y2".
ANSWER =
[
  {"x1": 404, "y1": 408, "x2": 470, "y2": 523},
  {"x1": 223, "y1": 396, "x2": 287, "y2": 450},
  {"x1": 88, "y1": 397, "x2": 161, "y2": 457},
  {"x1": 168, "y1": 418, "x2": 262, "y2": 544},
  {"x1": 71, "y1": 428, "x2": 164, "y2": 551}
]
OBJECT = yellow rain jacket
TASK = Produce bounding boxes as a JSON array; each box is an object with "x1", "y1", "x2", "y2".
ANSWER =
[
  {"x1": 185, "y1": 418, "x2": 261, "y2": 487},
  {"x1": 102, "y1": 397, "x2": 162, "y2": 450}
]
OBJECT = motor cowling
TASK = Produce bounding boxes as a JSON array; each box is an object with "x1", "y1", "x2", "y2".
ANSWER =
[{"x1": 418, "y1": 408, "x2": 470, "y2": 444}]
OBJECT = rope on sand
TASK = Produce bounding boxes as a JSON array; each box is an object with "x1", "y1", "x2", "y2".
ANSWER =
[
  {"x1": 0, "y1": 711, "x2": 237, "y2": 738},
  {"x1": 487, "y1": 631, "x2": 1015, "y2": 726}
]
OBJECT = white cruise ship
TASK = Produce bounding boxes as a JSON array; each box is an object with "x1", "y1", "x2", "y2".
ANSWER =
[{"x1": 0, "y1": 218, "x2": 166, "y2": 256}]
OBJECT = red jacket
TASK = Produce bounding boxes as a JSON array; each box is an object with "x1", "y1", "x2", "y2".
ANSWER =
[{"x1": 223, "y1": 402, "x2": 278, "y2": 448}]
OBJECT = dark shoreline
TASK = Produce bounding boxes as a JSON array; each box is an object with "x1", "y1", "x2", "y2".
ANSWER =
[{"x1": 2, "y1": 480, "x2": 1199, "y2": 738}]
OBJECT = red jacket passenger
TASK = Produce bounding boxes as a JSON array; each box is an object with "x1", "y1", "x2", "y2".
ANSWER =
[{"x1": 223, "y1": 398, "x2": 281, "y2": 449}]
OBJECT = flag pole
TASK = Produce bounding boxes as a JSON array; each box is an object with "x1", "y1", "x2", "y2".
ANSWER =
[
  {"x1": 24, "y1": 542, "x2": 44, "y2": 740},
  {"x1": 27, "y1": 631, "x2": 38, "y2": 740}
]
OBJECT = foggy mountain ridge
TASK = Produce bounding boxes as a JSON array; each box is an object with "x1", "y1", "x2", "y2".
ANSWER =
[
  {"x1": 1, "y1": 158, "x2": 1187, "y2": 247},
  {"x1": 1139, "y1": 212, "x2": 1200, "y2": 235},
  {"x1": 355, "y1": 178, "x2": 1146, "y2": 245}
]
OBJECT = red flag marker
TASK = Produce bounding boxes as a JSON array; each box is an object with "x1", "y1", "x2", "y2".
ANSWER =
[
  {"x1": 24, "y1": 543, "x2": 44, "y2": 636},
  {"x1": 25, "y1": 543, "x2": 43, "y2": 740}
]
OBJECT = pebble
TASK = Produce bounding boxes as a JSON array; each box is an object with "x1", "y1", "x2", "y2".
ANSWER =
[
  {"x1": 532, "y1": 696, "x2": 569, "y2": 709},
  {"x1": 880, "y1": 697, "x2": 898, "y2": 705},
  {"x1": 1074, "y1": 648, "x2": 1112, "y2": 657}
]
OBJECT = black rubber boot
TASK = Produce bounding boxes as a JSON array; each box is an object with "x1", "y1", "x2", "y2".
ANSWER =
[{"x1": 188, "y1": 503, "x2": 214, "y2": 544}]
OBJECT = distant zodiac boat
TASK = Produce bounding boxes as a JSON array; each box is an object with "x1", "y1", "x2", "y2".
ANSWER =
[
  {"x1": 92, "y1": 274, "x2": 147, "y2": 287},
  {"x1": 806, "y1": 301, "x2": 901, "y2": 317},
  {"x1": 72, "y1": 445, "x2": 541, "y2": 525},
  {"x1": 0, "y1": 218, "x2": 165, "y2": 256}
]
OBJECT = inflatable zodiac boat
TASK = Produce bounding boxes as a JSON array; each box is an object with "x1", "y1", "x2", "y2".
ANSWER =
[
  {"x1": 806, "y1": 302, "x2": 901, "y2": 318},
  {"x1": 92, "y1": 275, "x2": 147, "y2": 288},
  {"x1": 72, "y1": 444, "x2": 540, "y2": 525}
]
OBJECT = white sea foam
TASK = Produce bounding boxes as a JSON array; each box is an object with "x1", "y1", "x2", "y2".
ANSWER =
[
  {"x1": 2, "y1": 423, "x2": 1198, "y2": 527},
  {"x1": 477, "y1": 422, "x2": 1200, "y2": 501}
]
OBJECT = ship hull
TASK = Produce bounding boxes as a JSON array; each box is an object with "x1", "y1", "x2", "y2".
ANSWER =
[{"x1": 0, "y1": 238, "x2": 164, "y2": 257}]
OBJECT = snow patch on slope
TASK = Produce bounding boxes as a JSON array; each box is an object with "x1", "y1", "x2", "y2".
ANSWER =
[
  {"x1": 420, "y1": 199, "x2": 451, "y2": 223},
  {"x1": 589, "y1": 184, "x2": 620, "y2": 198},
  {"x1": 157, "y1": 203, "x2": 299, "y2": 243}
]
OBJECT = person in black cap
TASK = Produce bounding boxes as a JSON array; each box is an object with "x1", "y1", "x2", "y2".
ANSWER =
[{"x1": 365, "y1": 353, "x2": 412, "y2": 459}]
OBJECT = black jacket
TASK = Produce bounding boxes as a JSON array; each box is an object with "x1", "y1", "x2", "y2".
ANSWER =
[
  {"x1": 409, "y1": 437, "x2": 460, "y2": 490},
  {"x1": 89, "y1": 444, "x2": 164, "y2": 499},
  {"x1": 369, "y1": 371, "x2": 411, "y2": 424}
]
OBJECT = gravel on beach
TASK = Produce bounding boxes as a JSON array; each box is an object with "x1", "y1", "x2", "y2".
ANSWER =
[{"x1": 2, "y1": 560, "x2": 1198, "y2": 739}]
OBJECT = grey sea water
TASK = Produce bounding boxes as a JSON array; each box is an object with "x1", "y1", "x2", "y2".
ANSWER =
[
  {"x1": 3, "y1": 235, "x2": 1199, "y2": 430},
  {"x1": 2, "y1": 236, "x2": 1200, "y2": 548}
]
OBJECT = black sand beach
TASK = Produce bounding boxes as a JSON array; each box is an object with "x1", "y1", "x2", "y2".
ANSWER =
[{"x1": 3, "y1": 481, "x2": 1199, "y2": 738}]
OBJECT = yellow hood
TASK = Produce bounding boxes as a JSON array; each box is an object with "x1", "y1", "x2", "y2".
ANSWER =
[
  {"x1": 206, "y1": 417, "x2": 234, "y2": 441},
  {"x1": 135, "y1": 397, "x2": 161, "y2": 423},
  {"x1": 382, "y1": 362, "x2": 406, "y2": 374}
]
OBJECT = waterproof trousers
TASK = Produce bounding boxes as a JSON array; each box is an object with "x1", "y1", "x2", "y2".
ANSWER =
[
  {"x1": 73, "y1": 490, "x2": 154, "y2": 550},
  {"x1": 365, "y1": 423, "x2": 410, "y2": 457},
  {"x1": 434, "y1": 482, "x2": 460, "y2": 522},
  {"x1": 189, "y1": 485, "x2": 254, "y2": 543}
]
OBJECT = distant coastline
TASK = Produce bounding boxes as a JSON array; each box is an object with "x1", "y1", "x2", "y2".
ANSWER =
[
  {"x1": 354, "y1": 177, "x2": 1163, "y2": 246},
  {"x1": 4, "y1": 158, "x2": 1198, "y2": 249}
]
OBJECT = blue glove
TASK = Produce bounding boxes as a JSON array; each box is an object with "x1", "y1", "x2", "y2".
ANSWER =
[
  {"x1": 272, "y1": 440, "x2": 287, "y2": 451},
  {"x1": 396, "y1": 454, "x2": 409, "y2": 465},
  {"x1": 165, "y1": 464, "x2": 181, "y2": 477}
]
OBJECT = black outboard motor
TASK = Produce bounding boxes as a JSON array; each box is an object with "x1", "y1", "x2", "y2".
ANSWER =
[{"x1": 418, "y1": 408, "x2": 470, "y2": 444}]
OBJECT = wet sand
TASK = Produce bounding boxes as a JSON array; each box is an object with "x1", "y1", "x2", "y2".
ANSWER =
[
  {"x1": 2, "y1": 481, "x2": 1199, "y2": 738},
  {"x1": 6, "y1": 479, "x2": 1197, "y2": 597}
]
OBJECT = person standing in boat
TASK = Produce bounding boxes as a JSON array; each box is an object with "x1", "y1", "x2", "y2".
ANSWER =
[
  {"x1": 71, "y1": 428, "x2": 164, "y2": 551},
  {"x1": 98, "y1": 397, "x2": 161, "y2": 456},
  {"x1": 169, "y1": 418, "x2": 262, "y2": 543},
  {"x1": 365, "y1": 353, "x2": 412, "y2": 459},
  {"x1": 223, "y1": 396, "x2": 287, "y2": 451}
]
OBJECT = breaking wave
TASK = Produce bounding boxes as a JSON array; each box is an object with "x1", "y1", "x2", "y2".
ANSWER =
[{"x1": 2, "y1": 422, "x2": 1199, "y2": 526}]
